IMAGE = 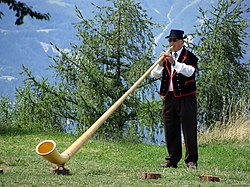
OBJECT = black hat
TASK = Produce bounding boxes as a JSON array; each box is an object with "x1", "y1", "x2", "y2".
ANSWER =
[{"x1": 165, "y1": 29, "x2": 187, "y2": 39}]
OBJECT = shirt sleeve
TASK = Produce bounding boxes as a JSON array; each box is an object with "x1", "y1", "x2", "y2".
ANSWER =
[
  {"x1": 173, "y1": 61, "x2": 195, "y2": 77},
  {"x1": 151, "y1": 64, "x2": 164, "y2": 79}
]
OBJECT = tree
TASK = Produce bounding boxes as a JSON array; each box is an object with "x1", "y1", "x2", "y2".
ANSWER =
[
  {"x1": 0, "y1": 0, "x2": 50, "y2": 25},
  {"x1": 193, "y1": 0, "x2": 250, "y2": 128},
  {"x1": 16, "y1": 0, "x2": 161, "y2": 141}
]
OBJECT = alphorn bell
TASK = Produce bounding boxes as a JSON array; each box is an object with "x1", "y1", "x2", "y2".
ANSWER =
[{"x1": 36, "y1": 46, "x2": 173, "y2": 169}]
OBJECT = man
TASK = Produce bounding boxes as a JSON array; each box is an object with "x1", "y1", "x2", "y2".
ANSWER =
[{"x1": 151, "y1": 29, "x2": 198, "y2": 169}]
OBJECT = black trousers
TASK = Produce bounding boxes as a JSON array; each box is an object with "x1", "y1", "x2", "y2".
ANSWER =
[{"x1": 162, "y1": 92, "x2": 198, "y2": 165}]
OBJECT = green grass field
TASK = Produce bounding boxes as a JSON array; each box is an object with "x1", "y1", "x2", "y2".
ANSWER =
[{"x1": 0, "y1": 128, "x2": 249, "y2": 186}]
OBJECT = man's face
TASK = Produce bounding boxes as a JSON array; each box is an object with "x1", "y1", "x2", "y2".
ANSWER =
[{"x1": 169, "y1": 38, "x2": 184, "y2": 52}]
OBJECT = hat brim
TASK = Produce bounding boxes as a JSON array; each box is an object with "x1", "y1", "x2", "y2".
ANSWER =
[{"x1": 165, "y1": 35, "x2": 187, "y2": 39}]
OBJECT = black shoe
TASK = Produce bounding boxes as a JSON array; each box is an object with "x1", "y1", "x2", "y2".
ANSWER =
[
  {"x1": 186, "y1": 162, "x2": 197, "y2": 169},
  {"x1": 160, "y1": 161, "x2": 177, "y2": 168}
]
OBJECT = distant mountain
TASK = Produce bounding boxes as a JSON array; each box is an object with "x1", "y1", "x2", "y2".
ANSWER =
[{"x1": 0, "y1": 0, "x2": 249, "y2": 100}]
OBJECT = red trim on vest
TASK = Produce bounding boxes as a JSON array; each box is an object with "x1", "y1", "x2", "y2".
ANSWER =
[
  {"x1": 181, "y1": 50, "x2": 188, "y2": 63},
  {"x1": 165, "y1": 62, "x2": 171, "y2": 75},
  {"x1": 185, "y1": 79, "x2": 195, "y2": 85},
  {"x1": 173, "y1": 91, "x2": 196, "y2": 98}
]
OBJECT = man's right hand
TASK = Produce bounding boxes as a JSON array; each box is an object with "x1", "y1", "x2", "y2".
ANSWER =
[{"x1": 159, "y1": 52, "x2": 166, "y2": 66}]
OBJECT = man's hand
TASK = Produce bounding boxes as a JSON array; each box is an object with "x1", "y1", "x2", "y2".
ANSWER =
[
  {"x1": 158, "y1": 52, "x2": 165, "y2": 66},
  {"x1": 159, "y1": 52, "x2": 174, "y2": 66}
]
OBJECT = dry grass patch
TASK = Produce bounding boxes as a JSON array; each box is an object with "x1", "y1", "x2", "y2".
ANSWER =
[{"x1": 199, "y1": 119, "x2": 250, "y2": 143}]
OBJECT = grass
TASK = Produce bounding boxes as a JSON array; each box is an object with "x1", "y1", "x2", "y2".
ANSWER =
[{"x1": 0, "y1": 124, "x2": 249, "y2": 187}]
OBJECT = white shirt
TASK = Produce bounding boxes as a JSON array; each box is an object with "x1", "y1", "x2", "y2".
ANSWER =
[{"x1": 151, "y1": 47, "x2": 195, "y2": 91}]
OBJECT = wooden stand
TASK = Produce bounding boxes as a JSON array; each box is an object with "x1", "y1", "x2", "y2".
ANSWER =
[
  {"x1": 199, "y1": 175, "x2": 220, "y2": 182},
  {"x1": 141, "y1": 172, "x2": 161, "y2": 179},
  {"x1": 50, "y1": 166, "x2": 70, "y2": 175}
]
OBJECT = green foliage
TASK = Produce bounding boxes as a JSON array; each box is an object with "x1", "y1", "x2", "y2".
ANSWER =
[
  {"x1": 193, "y1": 0, "x2": 250, "y2": 127},
  {"x1": 15, "y1": 65, "x2": 73, "y2": 132},
  {"x1": 15, "y1": 0, "x2": 162, "y2": 141},
  {"x1": 3, "y1": 0, "x2": 249, "y2": 140},
  {"x1": 0, "y1": 96, "x2": 16, "y2": 127},
  {"x1": 0, "y1": 0, "x2": 50, "y2": 25}
]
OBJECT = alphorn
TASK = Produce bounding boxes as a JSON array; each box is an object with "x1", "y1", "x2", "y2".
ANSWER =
[{"x1": 36, "y1": 46, "x2": 173, "y2": 168}]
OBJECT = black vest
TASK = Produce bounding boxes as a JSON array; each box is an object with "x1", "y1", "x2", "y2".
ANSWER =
[{"x1": 159, "y1": 47, "x2": 198, "y2": 98}]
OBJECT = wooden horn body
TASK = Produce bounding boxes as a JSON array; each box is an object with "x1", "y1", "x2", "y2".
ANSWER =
[{"x1": 36, "y1": 47, "x2": 172, "y2": 167}]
